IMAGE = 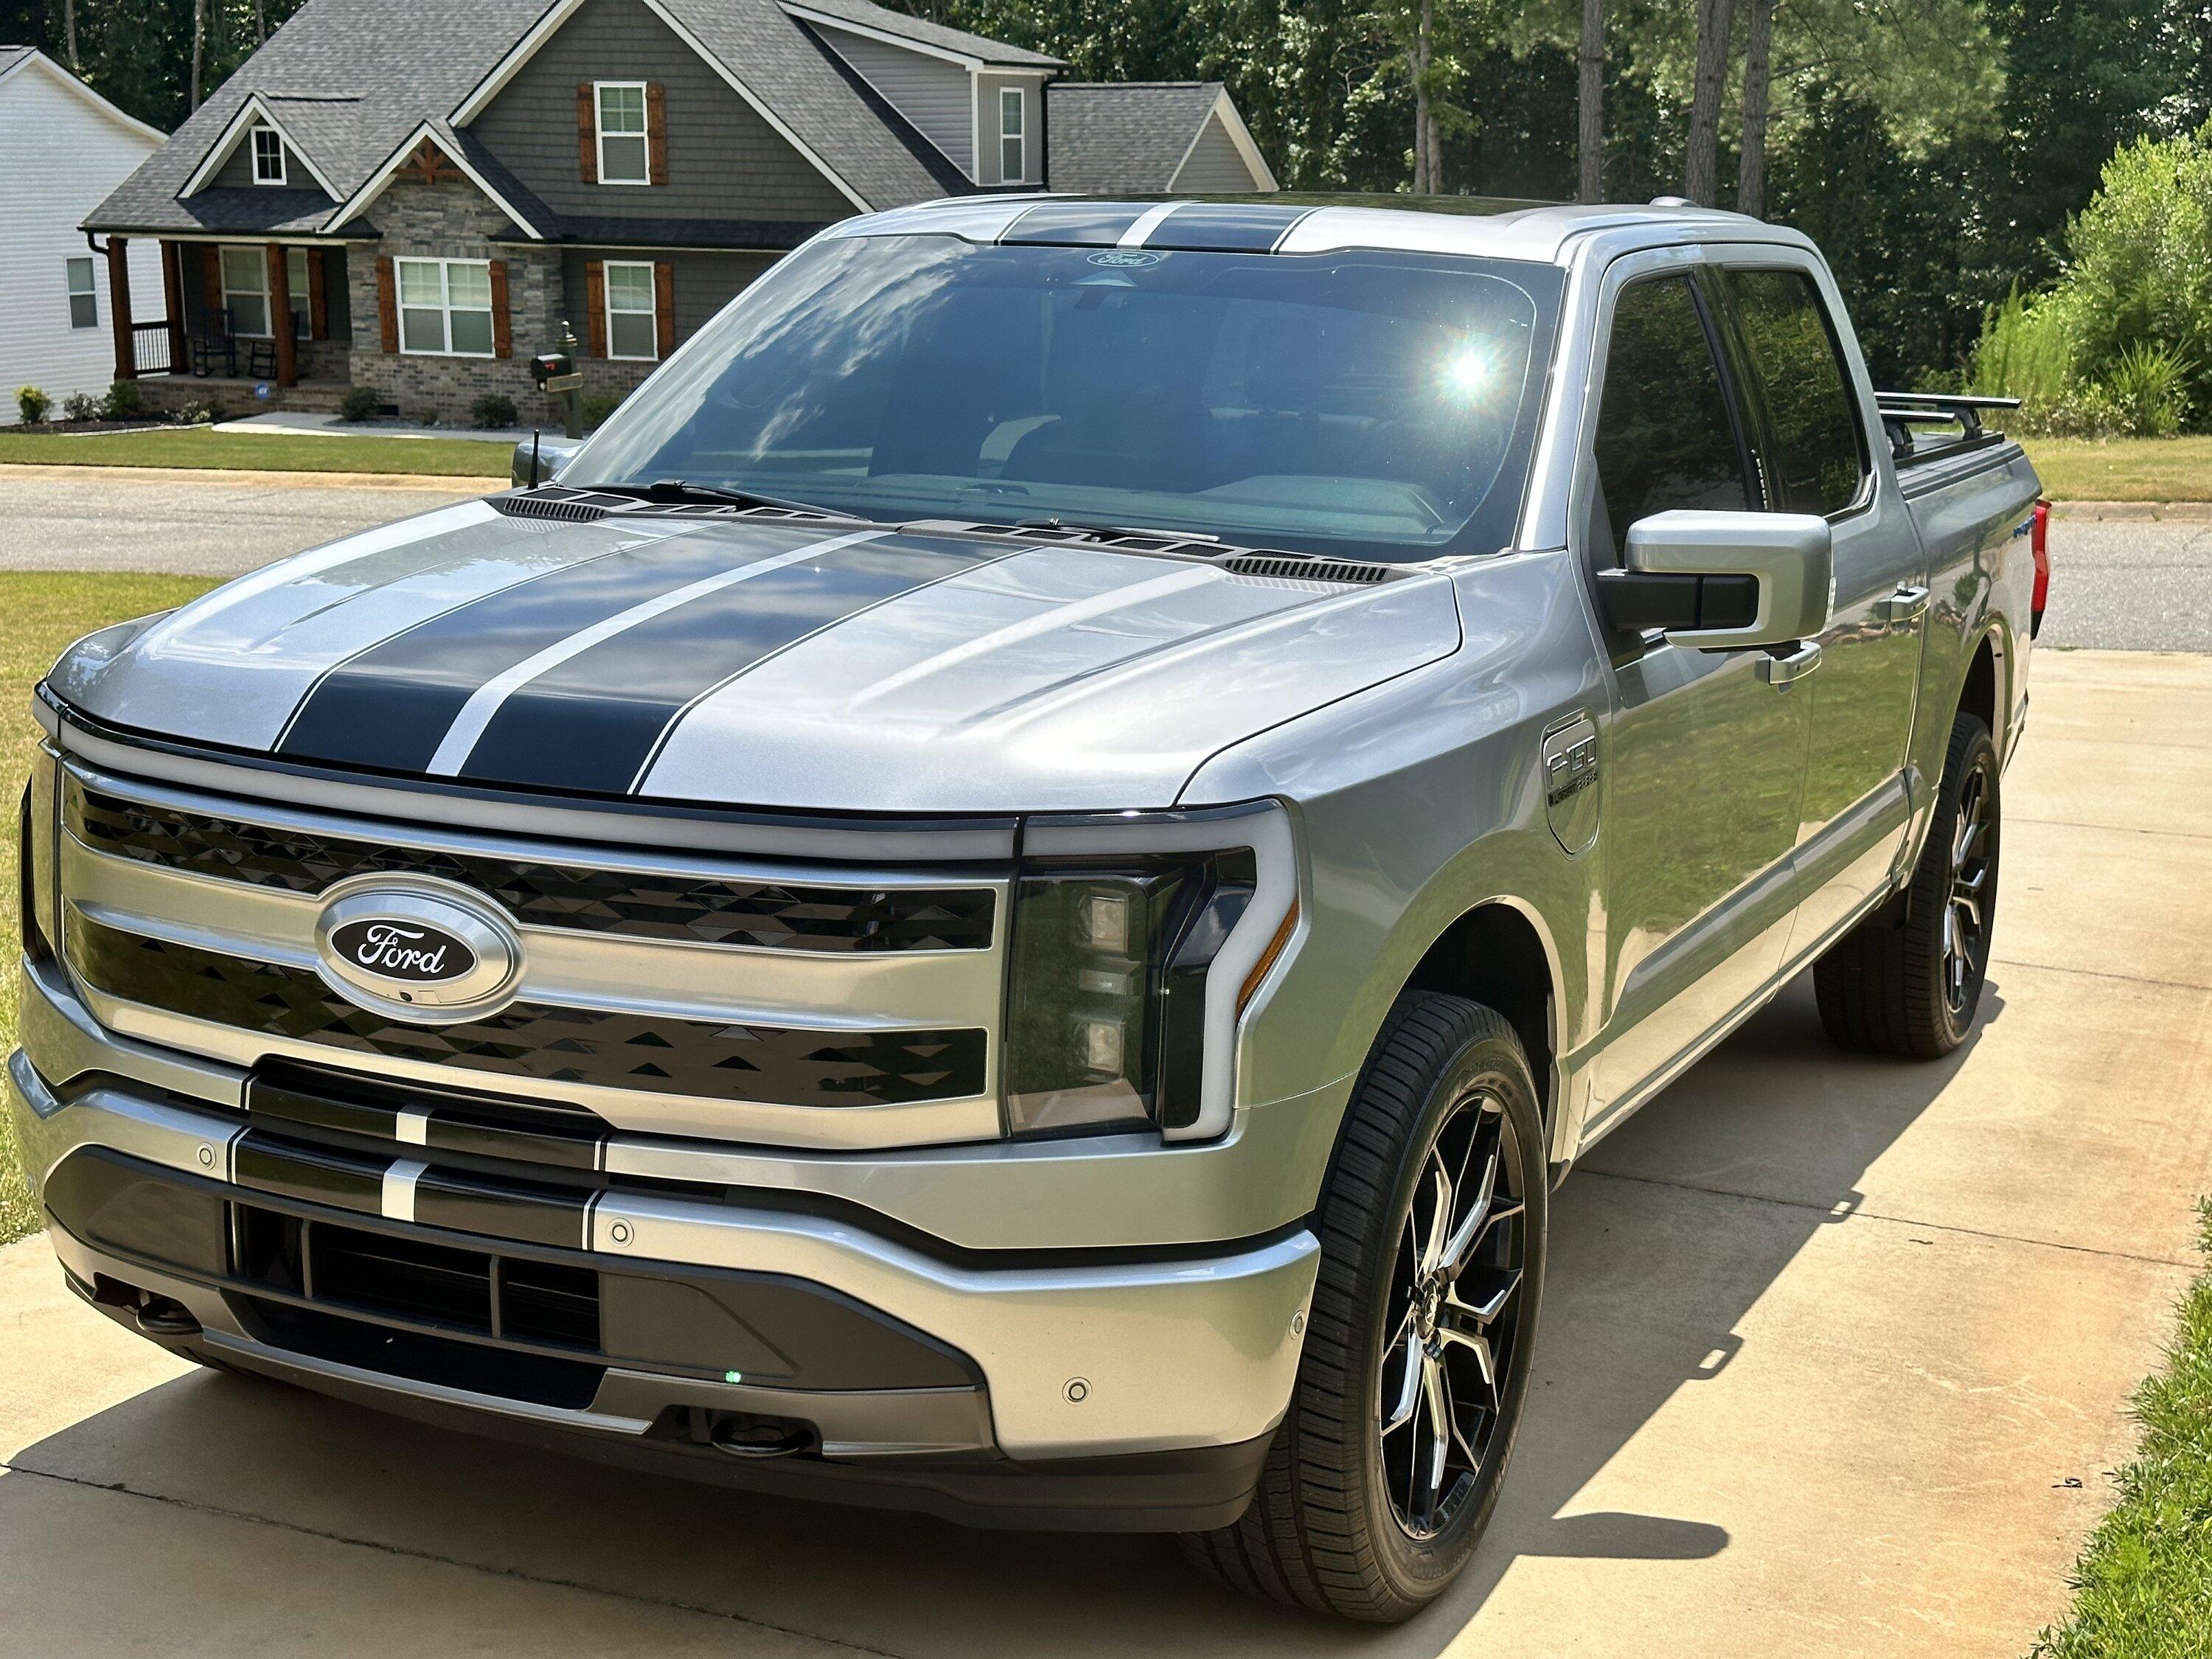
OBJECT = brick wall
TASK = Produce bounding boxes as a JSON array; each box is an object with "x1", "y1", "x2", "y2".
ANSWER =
[{"x1": 344, "y1": 175, "x2": 568, "y2": 424}]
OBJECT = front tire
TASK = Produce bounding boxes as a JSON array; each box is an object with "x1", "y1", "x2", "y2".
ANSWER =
[
  {"x1": 1815, "y1": 710, "x2": 2000, "y2": 1057},
  {"x1": 1180, "y1": 992, "x2": 1546, "y2": 1622}
]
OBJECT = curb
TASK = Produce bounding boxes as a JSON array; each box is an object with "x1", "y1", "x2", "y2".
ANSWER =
[
  {"x1": 2051, "y1": 501, "x2": 2212, "y2": 521},
  {"x1": 0, "y1": 464, "x2": 505, "y2": 493}
]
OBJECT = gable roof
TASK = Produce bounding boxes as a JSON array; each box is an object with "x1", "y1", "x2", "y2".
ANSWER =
[
  {"x1": 1047, "y1": 83, "x2": 1274, "y2": 194},
  {"x1": 0, "y1": 44, "x2": 170, "y2": 144},
  {"x1": 777, "y1": 0, "x2": 1059, "y2": 68}
]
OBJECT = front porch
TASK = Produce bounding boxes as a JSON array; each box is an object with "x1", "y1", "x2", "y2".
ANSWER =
[{"x1": 96, "y1": 235, "x2": 352, "y2": 403}]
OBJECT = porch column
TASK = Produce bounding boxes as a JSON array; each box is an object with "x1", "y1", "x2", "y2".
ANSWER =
[
  {"x1": 265, "y1": 243, "x2": 297, "y2": 387},
  {"x1": 160, "y1": 241, "x2": 187, "y2": 372},
  {"x1": 105, "y1": 235, "x2": 136, "y2": 380}
]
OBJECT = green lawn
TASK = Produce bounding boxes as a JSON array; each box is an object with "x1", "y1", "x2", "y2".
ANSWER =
[
  {"x1": 2034, "y1": 1201, "x2": 2212, "y2": 1658},
  {"x1": 0, "y1": 426, "x2": 510, "y2": 479},
  {"x1": 0, "y1": 573, "x2": 223, "y2": 1246},
  {"x1": 2020, "y1": 437, "x2": 2212, "y2": 503}
]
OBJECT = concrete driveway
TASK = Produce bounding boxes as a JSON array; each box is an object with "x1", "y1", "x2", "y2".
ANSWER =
[{"x1": 1, "y1": 645, "x2": 2203, "y2": 1657}]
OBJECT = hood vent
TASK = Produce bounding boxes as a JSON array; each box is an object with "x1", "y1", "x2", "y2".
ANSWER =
[
  {"x1": 1220, "y1": 553, "x2": 1391, "y2": 585},
  {"x1": 491, "y1": 490, "x2": 832, "y2": 526}
]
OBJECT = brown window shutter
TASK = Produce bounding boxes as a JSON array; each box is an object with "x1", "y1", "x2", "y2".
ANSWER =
[
  {"x1": 488, "y1": 260, "x2": 512, "y2": 358},
  {"x1": 307, "y1": 251, "x2": 328, "y2": 340},
  {"x1": 585, "y1": 260, "x2": 607, "y2": 358},
  {"x1": 202, "y1": 245, "x2": 223, "y2": 319},
  {"x1": 647, "y1": 83, "x2": 667, "y2": 184},
  {"x1": 375, "y1": 255, "x2": 397, "y2": 352},
  {"x1": 653, "y1": 262, "x2": 675, "y2": 358},
  {"x1": 577, "y1": 82, "x2": 597, "y2": 183}
]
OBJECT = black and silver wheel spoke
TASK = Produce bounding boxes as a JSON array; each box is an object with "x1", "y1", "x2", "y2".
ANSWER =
[
  {"x1": 1378, "y1": 1090, "x2": 1526, "y2": 1540},
  {"x1": 1942, "y1": 762, "x2": 1995, "y2": 1015}
]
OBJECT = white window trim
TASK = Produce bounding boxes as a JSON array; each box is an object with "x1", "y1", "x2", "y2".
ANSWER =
[
  {"x1": 251, "y1": 125, "x2": 288, "y2": 186},
  {"x1": 395, "y1": 257, "x2": 497, "y2": 359},
  {"x1": 603, "y1": 260, "x2": 659, "y2": 361},
  {"x1": 222, "y1": 246, "x2": 272, "y2": 340},
  {"x1": 594, "y1": 80, "x2": 652, "y2": 187},
  {"x1": 64, "y1": 257, "x2": 97, "y2": 330},
  {"x1": 998, "y1": 86, "x2": 1026, "y2": 184}
]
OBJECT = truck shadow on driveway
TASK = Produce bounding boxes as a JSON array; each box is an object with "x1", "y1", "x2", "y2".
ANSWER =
[{"x1": 5, "y1": 971, "x2": 2000, "y2": 1655}]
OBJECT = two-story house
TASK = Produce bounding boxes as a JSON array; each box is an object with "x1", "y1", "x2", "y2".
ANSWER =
[{"x1": 83, "y1": 0, "x2": 1276, "y2": 423}]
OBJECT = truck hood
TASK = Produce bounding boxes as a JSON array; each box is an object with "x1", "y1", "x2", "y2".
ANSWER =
[{"x1": 50, "y1": 499, "x2": 1463, "y2": 813}]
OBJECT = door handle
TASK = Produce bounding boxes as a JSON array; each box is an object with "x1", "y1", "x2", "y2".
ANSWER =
[
  {"x1": 1757, "y1": 641, "x2": 1822, "y2": 688},
  {"x1": 1882, "y1": 584, "x2": 1930, "y2": 625}
]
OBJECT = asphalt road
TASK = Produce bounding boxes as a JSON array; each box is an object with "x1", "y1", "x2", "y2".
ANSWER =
[
  {"x1": 2038, "y1": 512, "x2": 2212, "y2": 652},
  {"x1": 0, "y1": 465, "x2": 496, "y2": 577},
  {"x1": 4, "y1": 648, "x2": 2204, "y2": 1656}
]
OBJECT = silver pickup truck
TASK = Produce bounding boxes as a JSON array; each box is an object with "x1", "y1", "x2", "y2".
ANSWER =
[{"x1": 11, "y1": 196, "x2": 2047, "y2": 1621}]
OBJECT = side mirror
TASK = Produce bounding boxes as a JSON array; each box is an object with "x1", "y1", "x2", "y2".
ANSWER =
[
  {"x1": 1596, "y1": 509, "x2": 1832, "y2": 650},
  {"x1": 510, "y1": 434, "x2": 581, "y2": 488}
]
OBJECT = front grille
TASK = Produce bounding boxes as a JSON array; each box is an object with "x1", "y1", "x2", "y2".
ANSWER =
[
  {"x1": 68, "y1": 914, "x2": 989, "y2": 1106},
  {"x1": 67, "y1": 778, "x2": 995, "y2": 953}
]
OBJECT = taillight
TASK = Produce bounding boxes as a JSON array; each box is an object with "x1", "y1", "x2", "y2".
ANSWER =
[{"x1": 2030, "y1": 498, "x2": 2051, "y2": 639}]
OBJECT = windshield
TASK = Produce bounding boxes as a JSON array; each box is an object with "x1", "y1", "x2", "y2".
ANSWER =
[{"x1": 568, "y1": 234, "x2": 1564, "y2": 561}]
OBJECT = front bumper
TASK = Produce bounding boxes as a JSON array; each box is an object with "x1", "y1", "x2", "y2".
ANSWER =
[{"x1": 9, "y1": 962, "x2": 1322, "y2": 1531}]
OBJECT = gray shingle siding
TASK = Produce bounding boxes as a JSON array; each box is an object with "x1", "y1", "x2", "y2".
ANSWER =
[
  {"x1": 561, "y1": 244, "x2": 776, "y2": 341},
  {"x1": 976, "y1": 72, "x2": 1042, "y2": 186},
  {"x1": 811, "y1": 23, "x2": 972, "y2": 175},
  {"x1": 211, "y1": 131, "x2": 318, "y2": 189},
  {"x1": 1169, "y1": 111, "x2": 1259, "y2": 192},
  {"x1": 471, "y1": 0, "x2": 856, "y2": 223}
]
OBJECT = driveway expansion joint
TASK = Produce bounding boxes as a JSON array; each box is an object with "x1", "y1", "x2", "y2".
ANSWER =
[
  {"x1": 1574, "y1": 1168, "x2": 2199, "y2": 1271},
  {"x1": 0, "y1": 1458, "x2": 909, "y2": 1659}
]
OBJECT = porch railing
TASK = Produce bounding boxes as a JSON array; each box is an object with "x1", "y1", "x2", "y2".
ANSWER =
[{"x1": 131, "y1": 321, "x2": 175, "y2": 378}]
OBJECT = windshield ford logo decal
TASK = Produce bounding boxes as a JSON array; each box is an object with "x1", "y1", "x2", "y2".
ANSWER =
[
  {"x1": 328, "y1": 918, "x2": 477, "y2": 983},
  {"x1": 313, "y1": 879, "x2": 523, "y2": 1022},
  {"x1": 1086, "y1": 249, "x2": 1161, "y2": 267}
]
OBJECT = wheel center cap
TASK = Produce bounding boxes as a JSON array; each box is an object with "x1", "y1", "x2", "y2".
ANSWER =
[{"x1": 1416, "y1": 1279, "x2": 1444, "y2": 1337}]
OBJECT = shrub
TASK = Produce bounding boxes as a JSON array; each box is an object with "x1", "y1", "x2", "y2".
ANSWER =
[
  {"x1": 15, "y1": 386, "x2": 51, "y2": 425},
  {"x1": 470, "y1": 392, "x2": 518, "y2": 429},
  {"x1": 60, "y1": 391, "x2": 100, "y2": 422},
  {"x1": 581, "y1": 392, "x2": 625, "y2": 431},
  {"x1": 100, "y1": 380, "x2": 142, "y2": 420},
  {"x1": 338, "y1": 385, "x2": 380, "y2": 423},
  {"x1": 171, "y1": 399, "x2": 216, "y2": 427}
]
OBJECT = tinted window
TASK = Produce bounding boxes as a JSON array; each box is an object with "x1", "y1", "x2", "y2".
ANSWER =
[
  {"x1": 569, "y1": 235, "x2": 1564, "y2": 562},
  {"x1": 1591, "y1": 276, "x2": 1750, "y2": 561},
  {"x1": 1725, "y1": 269, "x2": 1866, "y2": 516}
]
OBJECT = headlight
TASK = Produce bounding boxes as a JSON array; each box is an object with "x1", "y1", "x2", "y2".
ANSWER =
[{"x1": 1004, "y1": 804, "x2": 1297, "y2": 1142}]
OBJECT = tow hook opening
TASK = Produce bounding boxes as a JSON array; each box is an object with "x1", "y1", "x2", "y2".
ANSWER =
[
  {"x1": 86, "y1": 1273, "x2": 203, "y2": 1339},
  {"x1": 651, "y1": 1405, "x2": 816, "y2": 1459}
]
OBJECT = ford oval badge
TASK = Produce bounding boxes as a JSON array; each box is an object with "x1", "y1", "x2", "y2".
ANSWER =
[
  {"x1": 1086, "y1": 249, "x2": 1161, "y2": 267},
  {"x1": 313, "y1": 877, "x2": 523, "y2": 1022}
]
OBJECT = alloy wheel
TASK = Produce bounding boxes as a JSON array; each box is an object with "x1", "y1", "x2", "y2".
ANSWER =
[
  {"x1": 1942, "y1": 759, "x2": 1995, "y2": 1015},
  {"x1": 1377, "y1": 1089, "x2": 1527, "y2": 1540}
]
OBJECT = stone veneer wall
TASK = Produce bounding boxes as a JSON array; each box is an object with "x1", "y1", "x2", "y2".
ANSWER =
[{"x1": 344, "y1": 174, "x2": 568, "y2": 425}]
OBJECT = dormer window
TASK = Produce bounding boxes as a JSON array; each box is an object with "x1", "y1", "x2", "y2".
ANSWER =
[
  {"x1": 251, "y1": 125, "x2": 287, "y2": 185},
  {"x1": 998, "y1": 87, "x2": 1026, "y2": 183},
  {"x1": 595, "y1": 83, "x2": 650, "y2": 184}
]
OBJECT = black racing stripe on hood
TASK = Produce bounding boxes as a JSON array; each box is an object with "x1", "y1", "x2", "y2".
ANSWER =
[
  {"x1": 1141, "y1": 202, "x2": 1313, "y2": 252},
  {"x1": 273, "y1": 524, "x2": 830, "y2": 775},
  {"x1": 454, "y1": 536, "x2": 1004, "y2": 796}
]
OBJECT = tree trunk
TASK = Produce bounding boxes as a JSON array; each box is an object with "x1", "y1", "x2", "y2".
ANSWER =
[
  {"x1": 63, "y1": 0, "x2": 78, "y2": 71},
  {"x1": 189, "y1": 0, "x2": 206, "y2": 111},
  {"x1": 255, "y1": 0, "x2": 268, "y2": 45},
  {"x1": 1411, "y1": 0, "x2": 1438, "y2": 192},
  {"x1": 1683, "y1": 0, "x2": 1734, "y2": 206},
  {"x1": 1577, "y1": 0, "x2": 1603, "y2": 203},
  {"x1": 1737, "y1": 0, "x2": 1775, "y2": 218}
]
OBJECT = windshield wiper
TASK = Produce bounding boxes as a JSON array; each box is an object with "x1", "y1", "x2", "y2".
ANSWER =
[{"x1": 580, "y1": 479, "x2": 837, "y2": 517}]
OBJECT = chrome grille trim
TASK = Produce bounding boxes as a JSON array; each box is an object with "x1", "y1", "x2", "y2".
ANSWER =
[{"x1": 55, "y1": 759, "x2": 1012, "y2": 1152}]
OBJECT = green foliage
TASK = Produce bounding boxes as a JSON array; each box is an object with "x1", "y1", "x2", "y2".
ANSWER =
[
  {"x1": 582, "y1": 392, "x2": 627, "y2": 431},
  {"x1": 59, "y1": 392, "x2": 100, "y2": 422},
  {"x1": 15, "y1": 386, "x2": 51, "y2": 425},
  {"x1": 99, "y1": 380, "x2": 142, "y2": 420},
  {"x1": 470, "y1": 392, "x2": 519, "y2": 430},
  {"x1": 0, "y1": 0, "x2": 315, "y2": 132},
  {"x1": 338, "y1": 384, "x2": 380, "y2": 423},
  {"x1": 1972, "y1": 125, "x2": 2212, "y2": 434},
  {"x1": 2031, "y1": 1197, "x2": 2212, "y2": 1658}
]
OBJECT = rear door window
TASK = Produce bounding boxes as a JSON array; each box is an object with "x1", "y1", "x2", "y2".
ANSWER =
[
  {"x1": 1720, "y1": 269, "x2": 1868, "y2": 517},
  {"x1": 1590, "y1": 276, "x2": 1755, "y2": 563}
]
